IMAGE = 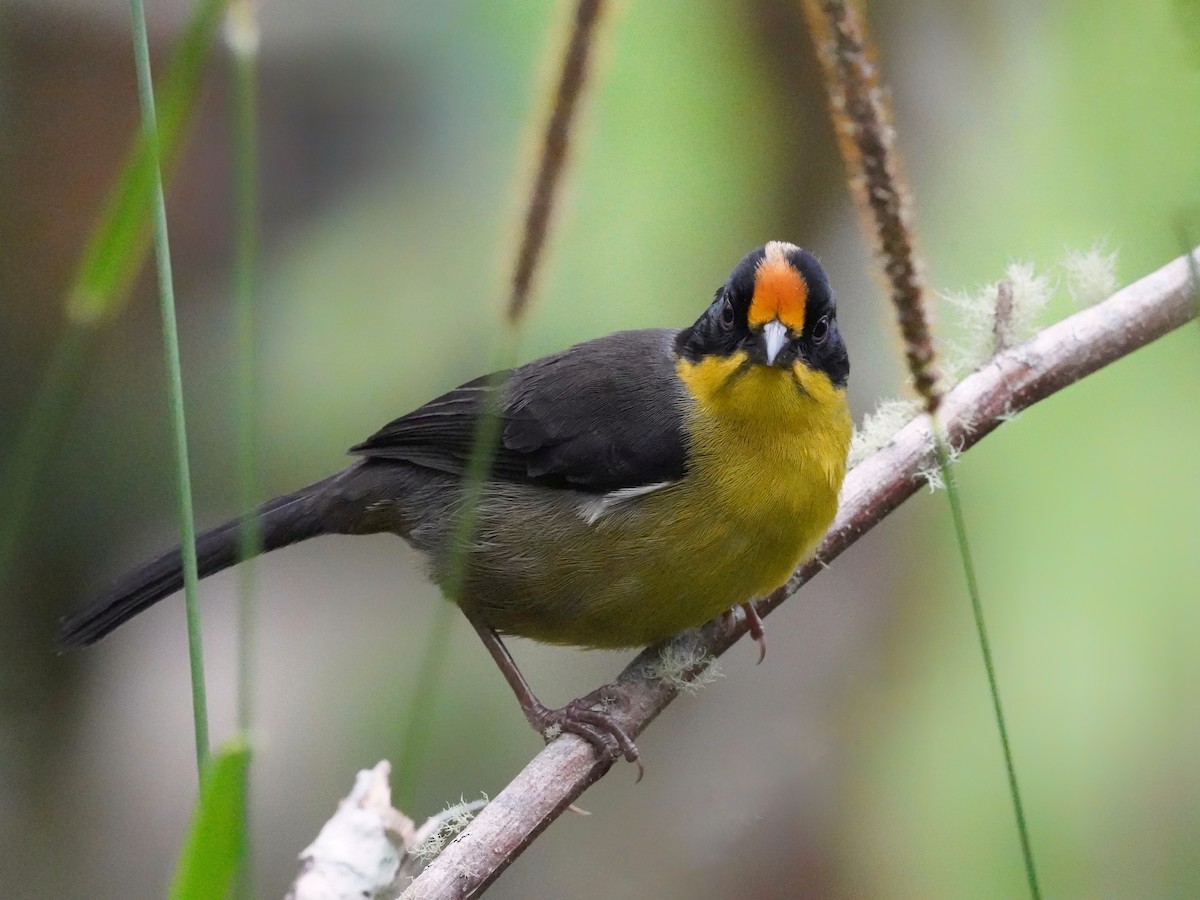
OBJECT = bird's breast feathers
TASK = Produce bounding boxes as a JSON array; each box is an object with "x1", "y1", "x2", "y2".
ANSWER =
[
  {"x1": 580, "y1": 349, "x2": 851, "y2": 603},
  {"x1": 674, "y1": 349, "x2": 852, "y2": 498},
  {"x1": 664, "y1": 349, "x2": 850, "y2": 593}
]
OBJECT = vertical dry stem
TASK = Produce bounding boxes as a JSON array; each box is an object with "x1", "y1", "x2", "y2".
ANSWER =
[
  {"x1": 507, "y1": 0, "x2": 607, "y2": 324},
  {"x1": 800, "y1": 0, "x2": 940, "y2": 410},
  {"x1": 993, "y1": 279, "x2": 1015, "y2": 354}
]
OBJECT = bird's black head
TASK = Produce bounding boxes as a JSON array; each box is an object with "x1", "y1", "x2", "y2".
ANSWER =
[{"x1": 676, "y1": 241, "x2": 849, "y2": 389}]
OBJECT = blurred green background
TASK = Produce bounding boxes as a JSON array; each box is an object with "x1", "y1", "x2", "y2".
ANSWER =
[{"x1": 1, "y1": 1, "x2": 1198, "y2": 897}]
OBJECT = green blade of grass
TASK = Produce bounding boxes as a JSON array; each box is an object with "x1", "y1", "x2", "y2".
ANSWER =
[
  {"x1": 228, "y1": 0, "x2": 263, "y2": 750},
  {"x1": 394, "y1": 601, "x2": 456, "y2": 807},
  {"x1": 70, "y1": 0, "x2": 232, "y2": 326},
  {"x1": 227, "y1": 3, "x2": 262, "y2": 895},
  {"x1": 394, "y1": 348, "x2": 517, "y2": 808},
  {"x1": 933, "y1": 423, "x2": 1042, "y2": 899},
  {"x1": 130, "y1": 0, "x2": 210, "y2": 777},
  {"x1": 169, "y1": 738, "x2": 251, "y2": 900},
  {"x1": 0, "y1": 0, "x2": 230, "y2": 596},
  {"x1": 0, "y1": 327, "x2": 92, "y2": 589}
]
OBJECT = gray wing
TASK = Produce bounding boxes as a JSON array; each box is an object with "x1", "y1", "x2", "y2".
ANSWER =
[{"x1": 349, "y1": 329, "x2": 688, "y2": 493}]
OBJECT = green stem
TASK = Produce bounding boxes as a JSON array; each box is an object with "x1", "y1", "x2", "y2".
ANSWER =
[
  {"x1": 393, "y1": 341, "x2": 518, "y2": 805},
  {"x1": 129, "y1": 0, "x2": 210, "y2": 779},
  {"x1": 0, "y1": 326, "x2": 92, "y2": 590},
  {"x1": 394, "y1": 602, "x2": 456, "y2": 807},
  {"x1": 229, "y1": 0, "x2": 262, "y2": 745},
  {"x1": 933, "y1": 422, "x2": 1041, "y2": 899},
  {"x1": 228, "y1": 7, "x2": 262, "y2": 894},
  {"x1": 392, "y1": 0, "x2": 599, "y2": 804}
]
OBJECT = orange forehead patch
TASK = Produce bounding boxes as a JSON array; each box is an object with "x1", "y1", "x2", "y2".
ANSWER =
[{"x1": 748, "y1": 241, "x2": 807, "y2": 331}]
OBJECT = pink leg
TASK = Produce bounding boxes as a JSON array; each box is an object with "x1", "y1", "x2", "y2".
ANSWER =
[{"x1": 467, "y1": 614, "x2": 644, "y2": 781}]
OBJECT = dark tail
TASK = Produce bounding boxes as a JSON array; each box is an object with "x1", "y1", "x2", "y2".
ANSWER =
[{"x1": 57, "y1": 474, "x2": 343, "y2": 650}]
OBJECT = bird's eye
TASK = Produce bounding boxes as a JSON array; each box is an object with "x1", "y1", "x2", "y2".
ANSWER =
[
  {"x1": 719, "y1": 298, "x2": 735, "y2": 331},
  {"x1": 812, "y1": 315, "x2": 830, "y2": 344}
]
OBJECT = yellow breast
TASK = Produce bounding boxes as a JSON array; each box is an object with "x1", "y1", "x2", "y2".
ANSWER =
[{"x1": 671, "y1": 351, "x2": 852, "y2": 600}]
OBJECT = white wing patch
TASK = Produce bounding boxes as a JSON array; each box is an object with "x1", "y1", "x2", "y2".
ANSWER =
[{"x1": 577, "y1": 481, "x2": 674, "y2": 525}]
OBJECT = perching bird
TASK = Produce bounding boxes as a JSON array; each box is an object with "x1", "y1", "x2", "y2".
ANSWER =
[{"x1": 58, "y1": 241, "x2": 851, "y2": 771}]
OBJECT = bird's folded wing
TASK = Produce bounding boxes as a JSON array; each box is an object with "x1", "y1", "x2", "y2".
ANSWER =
[{"x1": 348, "y1": 329, "x2": 688, "y2": 493}]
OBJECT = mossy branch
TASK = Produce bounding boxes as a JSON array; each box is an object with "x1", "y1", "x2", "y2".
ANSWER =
[{"x1": 396, "y1": 248, "x2": 1198, "y2": 899}]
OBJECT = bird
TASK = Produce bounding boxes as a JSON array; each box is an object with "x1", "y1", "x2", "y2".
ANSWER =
[{"x1": 58, "y1": 240, "x2": 852, "y2": 773}]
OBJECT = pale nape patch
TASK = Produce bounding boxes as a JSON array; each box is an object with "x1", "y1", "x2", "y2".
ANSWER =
[{"x1": 763, "y1": 239, "x2": 801, "y2": 263}]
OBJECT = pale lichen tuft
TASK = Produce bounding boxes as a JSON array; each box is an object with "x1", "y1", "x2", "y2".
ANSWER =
[
  {"x1": 645, "y1": 644, "x2": 723, "y2": 695},
  {"x1": 1063, "y1": 245, "x2": 1118, "y2": 307},
  {"x1": 849, "y1": 397, "x2": 922, "y2": 467}
]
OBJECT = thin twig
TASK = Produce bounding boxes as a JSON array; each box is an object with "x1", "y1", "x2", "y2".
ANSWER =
[
  {"x1": 399, "y1": 249, "x2": 1199, "y2": 899},
  {"x1": 994, "y1": 279, "x2": 1015, "y2": 354}
]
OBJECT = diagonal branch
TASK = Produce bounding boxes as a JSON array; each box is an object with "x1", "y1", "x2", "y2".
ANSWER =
[{"x1": 398, "y1": 248, "x2": 1199, "y2": 899}]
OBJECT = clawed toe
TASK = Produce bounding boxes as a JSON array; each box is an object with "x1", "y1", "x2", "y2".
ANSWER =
[
  {"x1": 740, "y1": 601, "x2": 767, "y2": 664},
  {"x1": 724, "y1": 602, "x2": 767, "y2": 663},
  {"x1": 530, "y1": 693, "x2": 643, "y2": 781}
]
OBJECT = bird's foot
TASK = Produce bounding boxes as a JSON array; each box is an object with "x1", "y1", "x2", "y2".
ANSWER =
[
  {"x1": 524, "y1": 686, "x2": 643, "y2": 782},
  {"x1": 723, "y1": 602, "x2": 767, "y2": 663},
  {"x1": 741, "y1": 601, "x2": 767, "y2": 664}
]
